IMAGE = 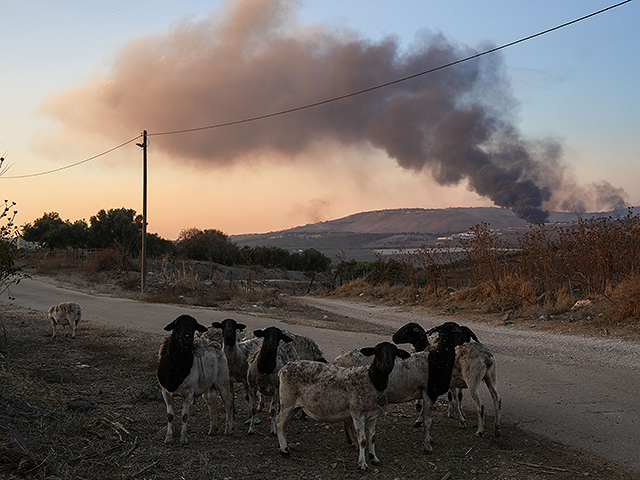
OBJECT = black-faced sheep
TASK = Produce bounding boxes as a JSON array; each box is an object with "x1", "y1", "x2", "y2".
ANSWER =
[
  {"x1": 157, "y1": 315, "x2": 234, "y2": 445},
  {"x1": 246, "y1": 326, "x2": 326, "y2": 435},
  {"x1": 48, "y1": 302, "x2": 82, "y2": 338},
  {"x1": 446, "y1": 341, "x2": 502, "y2": 437},
  {"x1": 210, "y1": 318, "x2": 263, "y2": 412},
  {"x1": 277, "y1": 342, "x2": 411, "y2": 471},
  {"x1": 335, "y1": 322, "x2": 467, "y2": 452},
  {"x1": 397, "y1": 321, "x2": 501, "y2": 437}
]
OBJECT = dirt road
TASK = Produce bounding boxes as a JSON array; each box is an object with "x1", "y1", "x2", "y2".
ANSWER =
[{"x1": 4, "y1": 277, "x2": 640, "y2": 473}]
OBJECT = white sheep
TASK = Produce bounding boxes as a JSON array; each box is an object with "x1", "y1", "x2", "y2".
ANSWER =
[
  {"x1": 448, "y1": 341, "x2": 502, "y2": 437},
  {"x1": 246, "y1": 326, "x2": 326, "y2": 435},
  {"x1": 157, "y1": 314, "x2": 234, "y2": 445},
  {"x1": 48, "y1": 302, "x2": 82, "y2": 338},
  {"x1": 277, "y1": 342, "x2": 410, "y2": 471},
  {"x1": 210, "y1": 318, "x2": 263, "y2": 412}
]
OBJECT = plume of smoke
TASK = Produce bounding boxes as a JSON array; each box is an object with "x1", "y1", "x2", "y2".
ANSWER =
[{"x1": 39, "y1": 0, "x2": 627, "y2": 222}]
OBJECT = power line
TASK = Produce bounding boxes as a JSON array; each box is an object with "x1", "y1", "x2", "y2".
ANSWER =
[
  {"x1": 1, "y1": 136, "x2": 142, "y2": 179},
  {"x1": 2, "y1": 0, "x2": 632, "y2": 178}
]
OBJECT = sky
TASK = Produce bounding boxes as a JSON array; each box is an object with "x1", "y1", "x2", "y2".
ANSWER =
[{"x1": 0, "y1": 0, "x2": 638, "y2": 239}]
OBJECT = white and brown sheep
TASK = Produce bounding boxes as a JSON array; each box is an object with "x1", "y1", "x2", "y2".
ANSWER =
[
  {"x1": 246, "y1": 326, "x2": 326, "y2": 435},
  {"x1": 210, "y1": 318, "x2": 263, "y2": 412},
  {"x1": 157, "y1": 314, "x2": 234, "y2": 445},
  {"x1": 48, "y1": 302, "x2": 82, "y2": 338},
  {"x1": 277, "y1": 342, "x2": 411, "y2": 471}
]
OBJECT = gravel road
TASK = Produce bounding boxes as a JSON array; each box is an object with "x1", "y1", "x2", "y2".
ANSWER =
[{"x1": 3, "y1": 277, "x2": 640, "y2": 473}]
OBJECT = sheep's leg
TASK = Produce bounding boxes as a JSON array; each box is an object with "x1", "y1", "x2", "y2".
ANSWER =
[
  {"x1": 275, "y1": 405, "x2": 298, "y2": 455},
  {"x1": 242, "y1": 378, "x2": 252, "y2": 410},
  {"x1": 366, "y1": 418, "x2": 381, "y2": 466},
  {"x1": 203, "y1": 388, "x2": 219, "y2": 435},
  {"x1": 51, "y1": 323, "x2": 57, "y2": 338},
  {"x1": 467, "y1": 387, "x2": 485, "y2": 436},
  {"x1": 343, "y1": 419, "x2": 357, "y2": 446},
  {"x1": 450, "y1": 388, "x2": 467, "y2": 428},
  {"x1": 413, "y1": 404, "x2": 424, "y2": 427},
  {"x1": 71, "y1": 324, "x2": 77, "y2": 339},
  {"x1": 485, "y1": 376, "x2": 502, "y2": 437},
  {"x1": 352, "y1": 415, "x2": 369, "y2": 471},
  {"x1": 269, "y1": 393, "x2": 279, "y2": 436},
  {"x1": 422, "y1": 396, "x2": 435, "y2": 453},
  {"x1": 412, "y1": 398, "x2": 426, "y2": 427},
  {"x1": 179, "y1": 391, "x2": 195, "y2": 445},
  {"x1": 247, "y1": 387, "x2": 259, "y2": 434},
  {"x1": 228, "y1": 380, "x2": 237, "y2": 414},
  {"x1": 216, "y1": 381, "x2": 234, "y2": 434},
  {"x1": 161, "y1": 390, "x2": 176, "y2": 444}
]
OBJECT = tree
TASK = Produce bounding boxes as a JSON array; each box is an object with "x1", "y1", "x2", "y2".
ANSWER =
[
  {"x1": 145, "y1": 232, "x2": 176, "y2": 257},
  {"x1": 22, "y1": 212, "x2": 90, "y2": 249},
  {"x1": 176, "y1": 228, "x2": 240, "y2": 265},
  {"x1": 89, "y1": 208, "x2": 142, "y2": 254},
  {"x1": 299, "y1": 248, "x2": 331, "y2": 272},
  {"x1": 0, "y1": 199, "x2": 20, "y2": 297}
]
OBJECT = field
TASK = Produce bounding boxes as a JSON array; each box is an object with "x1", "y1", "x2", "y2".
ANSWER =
[{"x1": 1, "y1": 300, "x2": 639, "y2": 480}]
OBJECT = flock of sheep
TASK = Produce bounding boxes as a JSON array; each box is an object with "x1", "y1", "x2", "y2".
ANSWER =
[{"x1": 46, "y1": 301, "x2": 501, "y2": 472}]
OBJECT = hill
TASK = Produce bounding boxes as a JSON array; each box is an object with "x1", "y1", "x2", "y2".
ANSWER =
[{"x1": 231, "y1": 206, "x2": 635, "y2": 261}]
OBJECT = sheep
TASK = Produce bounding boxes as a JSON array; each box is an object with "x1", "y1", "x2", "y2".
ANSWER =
[
  {"x1": 424, "y1": 323, "x2": 501, "y2": 436},
  {"x1": 334, "y1": 322, "x2": 467, "y2": 452},
  {"x1": 157, "y1": 314, "x2": 234, "y2": 445},
  {"x1": 210, "y1": 318, "x2": 263, "y2": 412},
  {"x1": 48, "y1": 302, "x2": 82, "y2": 338},
  {"x1": 277, "y1": 342, "x2": 411, "y2": 471},
  {"x1": 246, "y1": 326, "x2": 326, "y2": 435},
  {"x1": 396, "y1": 321, "x2": 501, "y2": 437}
]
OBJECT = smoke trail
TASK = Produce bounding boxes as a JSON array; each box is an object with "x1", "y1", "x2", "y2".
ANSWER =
[{"x1": 39, "y1": 0, "x2": 627, "y2": 222}]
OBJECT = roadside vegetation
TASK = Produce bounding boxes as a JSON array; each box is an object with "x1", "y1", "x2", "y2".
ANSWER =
[
  {"x1": 334, "y1": 209, "x2": 640, "y2": 329},
  {"x1": 15, "y1": 207, "x2": 640, "y2": 331}
]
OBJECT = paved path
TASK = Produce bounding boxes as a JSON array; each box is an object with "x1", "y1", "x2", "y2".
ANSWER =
[{"x1": 3, "y1": 277, "x2": 640, "y2": 472}]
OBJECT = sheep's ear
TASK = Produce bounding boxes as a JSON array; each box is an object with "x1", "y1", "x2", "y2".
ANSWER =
[
  {"x1": 282, "y1": 333, "x2": 293, "y2": 343},
  {"x1": 164, "y1": 321, "x2": 176, "y2": 331},
  {"x1": 396, "y1": 348, "x2": 411, "y2": 360},
  {"x1": 253, "y1": 329, "x2": 265, "y2": 338},
  {"x1": 237, "y1": 323, "x2": 247, "y2": 331},
  {"x1": 360, "y1": 347, "x2": 376, "y2": 357},
  {"x1": 211, "y1": 322, "x2": 223, "y2": 329},
  {"x1": 461, "y1": 326, "x2": 479, "y2": 342},
  {"x1": 196, "y1": 323, "x2": 208, "y2": 333}
]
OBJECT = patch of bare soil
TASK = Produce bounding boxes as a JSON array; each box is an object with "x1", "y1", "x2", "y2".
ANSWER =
[{"x1": 1, "y1": 303, "x2": 639, "y2": 480}]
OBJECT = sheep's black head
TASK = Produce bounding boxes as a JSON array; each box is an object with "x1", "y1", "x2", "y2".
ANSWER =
[
  {"x1": 253, "y1": 327, "x2": 293, "y2": 374},
  {"x1": 211, "y1": 318, "x2": 246, "y2": 346},
  {"x1": 426, "y1": 322, "x2": 478, "y2": 348},
  {"x1": 254, "y1": 326, "x2": 292, "y2": 350},
  {"x1": 164, "y1": 315, "x2": 207, "y2": 350},
  {"x1": 361, "y1": 342, "x2": 411, "y2": 391},
  {"x1": 392, "y1": 322, "x2": 429, "y2": 352}
]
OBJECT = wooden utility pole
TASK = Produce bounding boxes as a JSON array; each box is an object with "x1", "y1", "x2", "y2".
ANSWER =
[{"x1": 137, "y1": 130, "x2": 148, "y2": 293}]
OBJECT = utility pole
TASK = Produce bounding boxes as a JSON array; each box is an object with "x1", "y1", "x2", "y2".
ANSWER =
[{"x1": 137, "y1": 131, "x2": 148, "y2": 293}]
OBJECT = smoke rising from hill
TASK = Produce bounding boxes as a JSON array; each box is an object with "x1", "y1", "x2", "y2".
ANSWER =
[{"x1": 40, "y1": 0, "x2": 627, "y2": 222}]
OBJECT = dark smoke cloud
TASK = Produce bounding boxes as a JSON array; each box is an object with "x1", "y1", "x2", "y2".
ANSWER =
[{"x1": 40, "y1": 0, "x2": 627, "y2": 222}]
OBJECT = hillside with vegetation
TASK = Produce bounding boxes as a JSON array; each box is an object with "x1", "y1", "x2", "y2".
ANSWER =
[{"x1": 231, "y1": 206, "x2": 637, "y2": 261}]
